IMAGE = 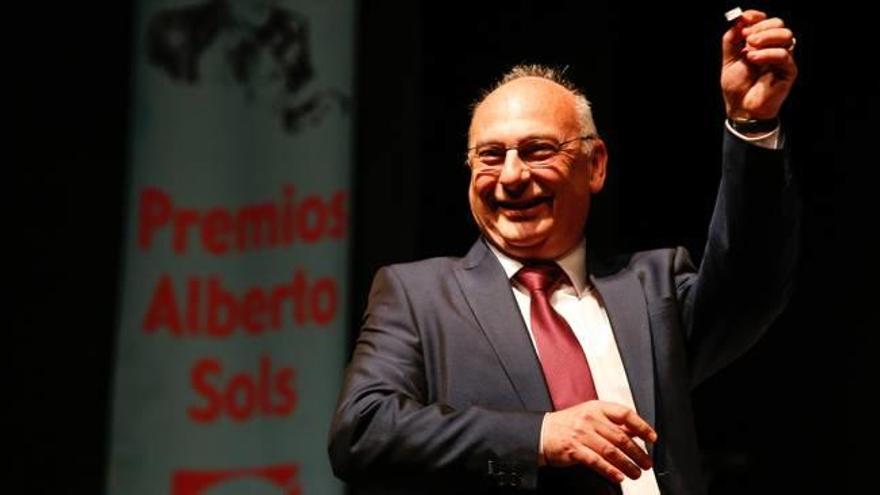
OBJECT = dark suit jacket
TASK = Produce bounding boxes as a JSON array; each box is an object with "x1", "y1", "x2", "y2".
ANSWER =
[{"x1": 329, "y1": 130, "x2": 800, "y2": 495}]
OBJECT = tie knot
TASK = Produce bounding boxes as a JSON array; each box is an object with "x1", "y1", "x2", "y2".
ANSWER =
[{"x1": 514, "y1": 263, "x2": 566, "y2": 292}]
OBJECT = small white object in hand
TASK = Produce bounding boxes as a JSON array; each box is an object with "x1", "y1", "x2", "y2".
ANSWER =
[{"x1": 724, "y1": 7, "x2": 743, "y2": 22}]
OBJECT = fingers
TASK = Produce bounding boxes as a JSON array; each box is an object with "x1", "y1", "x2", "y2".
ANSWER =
[
  {"x1": 722, "y1": 10, "x2": 765, "y2": 62},
  {"x1": 723, "y1": 11, "x2": 790, "y2": 63},
  {"x1": 723, "y1": 10, "x2": 797, "y2": 79},
  {"x1": 602, "y1": 403, "x2": 658, "y2": 443},
  {"x1": 741, "y1": 16, "x2": 794, "y2": 56},
  {"x1": 567, "y1": 423, "x2": 650, "y2": 483},
  {"x1": 595, "y1": 422, "x2": 653, "y2": 472},
  {"x1": 542, "y1": 402, "x2": 658, "y2": 483},
  {"x1": 745, "y1": 27, "x2": 795, "y2": 51},
  {"x1": 745, "y1": 48, "x2": 795, "y2": 67},
  {"x1": 745, "y1": 48, "x2": 798, "y2": 83},
  {"x1": 569, "y1": 444, "x2": 629, "y2": 484},
  {"x1": 742, "y1": 17, "x2": 785, "y2": 37},
  {"x1": 739, "y1": 9, "x2": 768, "y2": 25}
]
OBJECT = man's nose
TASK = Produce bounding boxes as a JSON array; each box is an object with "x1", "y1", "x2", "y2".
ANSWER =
[{"x1": 497, "y1": 148, "x2": 530, "y2": 187}]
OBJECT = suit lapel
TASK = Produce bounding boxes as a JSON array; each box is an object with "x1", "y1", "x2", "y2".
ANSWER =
[
  {"x1": 591, "y1": 271, "x2": 656, "y2": 430},
  {"x1": 453, "y1": 240, "x2": 552, "y2": 412},
  {"x1": 452, "y1": 240, "x2": 657, "y2": 426}
]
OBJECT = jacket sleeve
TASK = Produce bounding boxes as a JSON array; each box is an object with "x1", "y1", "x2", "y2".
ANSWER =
[
  {"x1": 677, "y1": 129, "x2": 801, "y2": 387},
  {"x1": 327, "y1": 265, "x2": 544, "y2": 490}
]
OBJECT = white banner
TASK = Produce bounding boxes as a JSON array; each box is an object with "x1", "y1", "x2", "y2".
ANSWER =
[{"x1": 107, "y1": 1, "x2": 353, "y2": 493}]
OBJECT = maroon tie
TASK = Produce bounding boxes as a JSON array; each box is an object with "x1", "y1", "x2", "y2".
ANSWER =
[{"x1": 515, "y1": 263, "x2": 598, "y2": 410}]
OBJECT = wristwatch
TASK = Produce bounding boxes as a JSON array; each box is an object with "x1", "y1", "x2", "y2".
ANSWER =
[{"x1": 728, "y1": 116, "x2": 779, "y2": 134}]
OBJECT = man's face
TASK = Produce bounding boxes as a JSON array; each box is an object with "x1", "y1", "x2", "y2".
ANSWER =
[{"x1": 468, "y1": 77, "x2": 607, "y2": 260}]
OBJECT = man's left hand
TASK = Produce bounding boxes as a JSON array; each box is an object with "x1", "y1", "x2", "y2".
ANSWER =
[{"x1": 721, "y1": 9, "x2": 798, "y2": 120}]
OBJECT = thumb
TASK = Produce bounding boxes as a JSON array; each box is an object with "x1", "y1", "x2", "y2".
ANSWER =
[{"x1": 721, "y1": 23, "x2": 744, "y2": 64}]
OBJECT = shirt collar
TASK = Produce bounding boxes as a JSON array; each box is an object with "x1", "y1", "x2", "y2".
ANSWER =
[{"x1": 486, "y1": 238, "x2": 590, "y2": 297}]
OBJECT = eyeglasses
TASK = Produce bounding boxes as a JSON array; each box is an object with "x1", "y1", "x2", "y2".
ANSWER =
[{"x1": 466, "y1": 134, "x2": 597, "y2": 171}]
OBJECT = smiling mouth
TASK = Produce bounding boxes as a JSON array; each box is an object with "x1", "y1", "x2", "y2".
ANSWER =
[
  {"x1": 496, "y1": 196, "x2": 550, "y2": 210},
  {"x1": 495, "y1": 196, "x2": 552, "y2": 217}
]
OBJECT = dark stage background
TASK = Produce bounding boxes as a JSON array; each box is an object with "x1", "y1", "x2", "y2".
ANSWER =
[{"x1": 12, "y1": 1, "x2": 873, "y2": 493}]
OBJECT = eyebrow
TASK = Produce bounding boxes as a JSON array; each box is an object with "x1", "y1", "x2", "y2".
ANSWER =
[{"x1": 470, "y1": 133, "x2": 561, "y2": 150}]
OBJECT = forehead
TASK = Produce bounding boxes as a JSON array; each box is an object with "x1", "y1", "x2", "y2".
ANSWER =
[{"x1": 469, "y1": 77, "x2": 580, "y2": 144}]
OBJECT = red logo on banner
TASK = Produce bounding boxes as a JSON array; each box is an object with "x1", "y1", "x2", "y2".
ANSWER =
[{"x1": 172, "y1": 463, "x2": 300, "y2": 494}]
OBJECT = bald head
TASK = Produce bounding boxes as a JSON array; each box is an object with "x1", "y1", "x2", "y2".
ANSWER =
[
  {"x1": 468, "y1": 65, "x2": 597, "y2": 147},
  {"x1": 470, "y1": 77, "x2": 585, "y2": 148}
]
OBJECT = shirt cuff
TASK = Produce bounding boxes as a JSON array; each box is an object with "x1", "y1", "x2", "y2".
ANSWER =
[
  {"x1": 725, "y1": 118, "x2": 782, "y2": 149},
  {"x1": 538, "y1": 412, "x2": 548, "y2": 465}
]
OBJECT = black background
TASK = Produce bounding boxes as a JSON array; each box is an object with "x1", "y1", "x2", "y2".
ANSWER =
[{"x1": 11, "y1": 1, "x2": 873, "y2": 493}]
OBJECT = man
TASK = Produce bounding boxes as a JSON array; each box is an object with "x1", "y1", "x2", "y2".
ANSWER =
[{"x1": 329, "y1": 9, "x2": 798, "y2": 495}]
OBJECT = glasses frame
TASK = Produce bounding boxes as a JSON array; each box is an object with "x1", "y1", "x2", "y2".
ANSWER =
[{"x1": 466, "y1": 134, "x2": 598, "y2": 171}]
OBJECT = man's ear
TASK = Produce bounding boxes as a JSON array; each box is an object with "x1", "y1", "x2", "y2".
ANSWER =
[{"x1": 588, "y1": 139, "x2": 608, "y2": 193}]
